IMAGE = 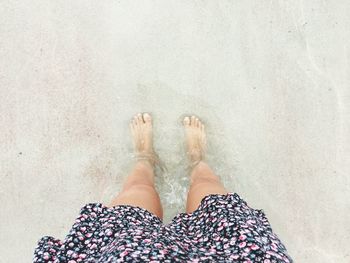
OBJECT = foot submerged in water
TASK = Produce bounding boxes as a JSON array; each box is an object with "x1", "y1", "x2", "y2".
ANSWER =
[
  {"x1": 183, "y1": 115, "x2": 207, "y2": 167},
  {"x1": 130, "y1": 113, "x2": 159, "y2": 167},
  {"x1": 130, "y1": 113, "x2": 154, "y2": 153}
]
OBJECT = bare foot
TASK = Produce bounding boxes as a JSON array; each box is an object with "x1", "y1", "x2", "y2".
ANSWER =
[
  {"x1": 130, "y1": 113, "x2": 157, "y2": 167},
  {"x1": 183, "y1": 115, "x2": 207, "y2": 167}
]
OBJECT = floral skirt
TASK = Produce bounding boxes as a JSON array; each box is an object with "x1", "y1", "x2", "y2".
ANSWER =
[{"x1": 33, "y1": 193, "x2": 293, "y2": 262}]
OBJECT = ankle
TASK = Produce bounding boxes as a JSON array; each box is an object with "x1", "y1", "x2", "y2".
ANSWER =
[
  {"x1": 134, "y1": 151, "x2": 165, "y2": 172},
  {"x1": 191, "y1": 160, "x2": 206, "y2": 169},
  {"x1": 135, "y1": 160, "x2": 155, "y2": 173}
]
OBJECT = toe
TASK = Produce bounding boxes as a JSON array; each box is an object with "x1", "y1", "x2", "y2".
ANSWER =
[
  {"x1": 191, "y1": 116, "x2": 196, "y2": 126},
  {"x1": 137, "y1": 113, "x2": 143, "y2": 123},
  {"x1": 199, "y1": 118, "x2": 204, "y2": 128},
  {"x1": 143, "y1": 113, "x2": 152, "y2": 123},
  {"x1": 183, "y1": 116, "x2": 190, "y2": 126},
  {"x1": 133, "y1": 116, "x2": 139, "y2": 126},
  {"x1": 195, "y1": 117, "x2": 200, "y2": 127}
]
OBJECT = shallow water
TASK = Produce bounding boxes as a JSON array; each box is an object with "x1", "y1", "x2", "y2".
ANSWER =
[{"x1": 1, "y1": 1, "x2": 350, "y2": 262}]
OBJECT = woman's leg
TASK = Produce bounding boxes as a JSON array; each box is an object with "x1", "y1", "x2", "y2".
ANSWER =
[
  {"x1": 183, "y1": 116, "x2": 228, "y2": 213},
  {"x1": 107, "y1": 113, "x2": 163, "y2": 220}
]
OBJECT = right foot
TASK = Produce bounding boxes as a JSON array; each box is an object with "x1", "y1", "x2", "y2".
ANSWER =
[
  {"x1": 183, "y1": 116, "x2": 207, "y2": 167},
  {"x1": 130, "y1": 113, "x2": 159, "y2": 167}
]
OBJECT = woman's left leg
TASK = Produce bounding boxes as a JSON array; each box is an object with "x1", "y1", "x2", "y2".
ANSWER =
[{"x1": 107, "y1": 113, "x2": 163, "y2": 220}]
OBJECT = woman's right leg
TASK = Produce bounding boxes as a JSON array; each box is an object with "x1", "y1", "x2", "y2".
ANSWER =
[{"x1": 183, "y1": 116, "x2": 228, "y2": 213}]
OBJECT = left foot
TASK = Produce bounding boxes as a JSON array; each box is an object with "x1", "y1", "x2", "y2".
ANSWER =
[
  {"x1": 130, "y1": 113, "x2": 158, "y2": 167},
  {"x1": 183, "y1": 115, "x2": 207, "y2": 168}
]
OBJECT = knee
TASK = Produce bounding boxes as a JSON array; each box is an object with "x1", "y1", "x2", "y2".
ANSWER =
[
  {"x1": 123, "y1": 180, "x2": 154, "y2": 191},
  {"x1": 189, "y1": 177, "x2": 226, "y2": 193},
  {"x1": 130, "y1": 183, "x2": 156, "y2": 192},
  {"x1": 190, "y1": 175, "x2": 222, "y2": 187},
  {"x1": 122, "y1": 183, "x2": 157, "y2": 196}
]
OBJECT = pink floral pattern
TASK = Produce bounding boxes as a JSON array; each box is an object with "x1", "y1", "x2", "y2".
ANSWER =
[{"x1": 33, "y1": 193, "x2": 293, "y2": 262}]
